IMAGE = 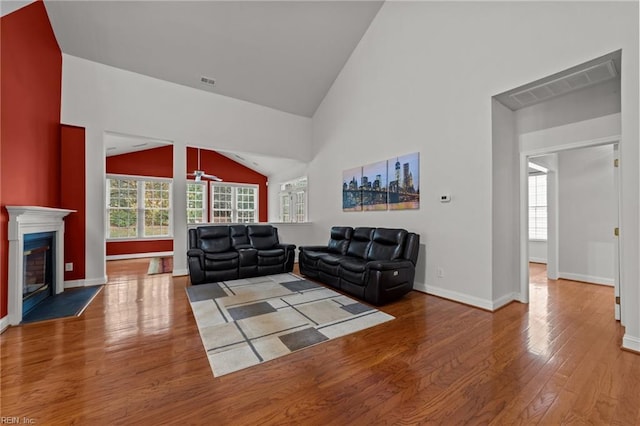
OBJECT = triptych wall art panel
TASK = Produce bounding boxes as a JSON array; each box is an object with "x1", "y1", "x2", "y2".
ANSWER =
[{"x1": 342, "y1": 152, "x2": 420, "y2": 212}]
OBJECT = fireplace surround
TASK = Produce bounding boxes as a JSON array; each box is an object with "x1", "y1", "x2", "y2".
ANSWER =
[{"x1": 6, "y1": 206, "x2": 75, "y2": 325}]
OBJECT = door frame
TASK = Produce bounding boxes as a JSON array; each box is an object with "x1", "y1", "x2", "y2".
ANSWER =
[{"x1": 519, "y1": 135, "x2": 621, "y2": 314}]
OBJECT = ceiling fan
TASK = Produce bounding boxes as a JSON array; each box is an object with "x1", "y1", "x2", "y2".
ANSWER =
[{"x1": 189, "y1": 148, "x2": 222, "y2": 182}]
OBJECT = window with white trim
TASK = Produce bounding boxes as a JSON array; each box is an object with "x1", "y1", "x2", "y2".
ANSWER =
[
  {"x1": 210, "y1": 182, "x2": 258, "y2": 223},
  {"x1": 279, "y1": 177, "x2": 307, "y2": 223},
  {"x1": 187, "y1": 181, "x2": 208, "y2": 224},
  {"x1": 107, "y1": 176, "x2": 172, "y2": 239},
  {"x1": 528, "y1": 173, "x2": 547, "y2": 240}
]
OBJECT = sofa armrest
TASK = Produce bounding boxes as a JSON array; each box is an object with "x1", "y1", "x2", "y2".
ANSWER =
[
  {"x1": 364, "y1": 259, "x2": 416, "y2": 305},
  {"x1": 187, "y1": 248, "x2": 205, "y2": 284},
  {"x1": 366, "y1": 259, "x2": 415, "y2": 271},
  {"x1": 276, "y1": 243, "x2": 297, "y2": 251},
  {"x1": 299, "y1": 245, "x2": 329, "y2": 252},
  {"x1": 234, "y1": 244, "x2": 252, "y2": 250},
  {"x1": 187, "y1": 248, "x2": 204, "y2": 259}
]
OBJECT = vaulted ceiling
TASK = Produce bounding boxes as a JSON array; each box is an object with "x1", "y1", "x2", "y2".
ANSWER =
[{"x1": 43, "y1": 0, "x2": 384, "y2": 118}]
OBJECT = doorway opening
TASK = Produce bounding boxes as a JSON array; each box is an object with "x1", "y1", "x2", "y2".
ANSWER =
[{"x1": 522, "y1": 141, "x2": 620, "y2": 320}]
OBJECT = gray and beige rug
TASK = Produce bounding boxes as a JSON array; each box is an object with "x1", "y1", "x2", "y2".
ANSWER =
[{"x1": 186, "y1": 273, "x2": 394, "y2": 377}]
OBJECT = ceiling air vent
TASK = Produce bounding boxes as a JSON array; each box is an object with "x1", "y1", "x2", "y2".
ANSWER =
[
  {"x1": 509, "y1": 59, "x2": 617, "y2": 108},
  {"x1": 200, "y1": 76, "x2": 216, "y2": 87}
]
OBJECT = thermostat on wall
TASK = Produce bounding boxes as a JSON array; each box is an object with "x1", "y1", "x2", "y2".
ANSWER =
[{"x1": 440, "y1": 194, "x2": 451, "y2": 203}]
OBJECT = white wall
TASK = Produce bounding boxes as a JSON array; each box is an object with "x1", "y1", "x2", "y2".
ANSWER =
[
  {"x1": 310, "y1": 0, "x2": 639, "y2": 349},
  {"x1": 558, "y1": 145, "x2": 615, "y2": 285},
  {"x1": 516, "y1": 78, "x2": 621, "y2": 135},
  {"x1": 529, "y1": 241, "x2": 547, "y2": 264},
  {"x1": 61, "y1": 55, "x2": 312, "y2": 281},
  {"x1": 492, "y1": 99, "x2": 520, "y2": 307}
]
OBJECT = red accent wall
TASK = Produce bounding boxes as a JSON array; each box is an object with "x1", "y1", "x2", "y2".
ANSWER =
[
  {"x1": 106, "y1": 145, "x2": 174, "y2": 256},
  {"x1": 61, "y1": 125, "x2": 86, "y2": 281},
  {"x1": 106, "y1": 145, "x2": 173, "y2": 178},
  {"x1": 106, "y1": 240, "x2": 173, "y2": 256},
  {"x1": 0, "y1": 1, "x2": 62, "y2": 318},
  {"x1": 187, "y1": 147, "x2": 268, "y2": 222}
]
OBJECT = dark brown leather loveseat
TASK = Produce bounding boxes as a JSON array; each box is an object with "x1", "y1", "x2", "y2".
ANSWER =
[
  {"x1": 187, "y1": 224, "x2": 296, "y2": 284},
  {"x1": 298, "y1": 227, "x2": 420, "y2": 305}
]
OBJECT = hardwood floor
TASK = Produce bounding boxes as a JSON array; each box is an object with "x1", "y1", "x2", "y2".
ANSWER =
[{"x1": 2, "y1": 261, "x2": 639, "y2": 424}]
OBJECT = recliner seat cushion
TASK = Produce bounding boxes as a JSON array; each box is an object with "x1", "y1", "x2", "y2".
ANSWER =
[
  {"x1": 340, "y1": 257, "x2": 368, "y2": 273},
  {"x1": 204, "y1": 251, "x2": 238, "y2": 271}
]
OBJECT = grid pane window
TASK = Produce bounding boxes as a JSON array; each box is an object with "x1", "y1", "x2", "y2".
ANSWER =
[
  {"x1": 237, "y1": 187, "x2": 256, "y2": 223},
  {"x1": 107, "y1": 177, "x2": 172, "y2": 239},
  {"x1": 294, "y1": 191, "x2": 305, "y2": 223},
  {"x1": 107, "y1": 179, "x2": 138, "y2": 238},
  {"x1": 529, "y1": 174, "x2": 547, "y2": 240},
  {"x1": 278, "y1": 177, "x2": 307, "y2": 223},
  {"x1": 211, "y1": 183, "x2": 258, "y2": 223},
  {"x1": 280, "y1": 193, "x2": 291, "y2": 223},
  {"x1": 211, "y1": 185, "x2": 234, "y2": 223},
  {"x1": 144, "y1": 182, "x2": 171, "y2": 236},
  {"x1": 187, "y1": 183, "x2": 207, "y2": 224}
]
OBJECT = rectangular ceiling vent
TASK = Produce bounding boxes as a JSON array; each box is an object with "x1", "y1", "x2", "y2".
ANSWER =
[
  {"x1": 200, "y1": 76, "x2": 216, "y2": 87},
  {"x1": 509, "y1": 60, "x2": 617, "y2": 108}
]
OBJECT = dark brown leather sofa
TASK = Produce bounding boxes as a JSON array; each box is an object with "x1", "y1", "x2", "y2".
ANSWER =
[
  {"x1": 187, "y1": 224, "x2": 296, "y2": 284},
  {"x1": 298, "y1": 227, "x2": 420, "y2": 305}
]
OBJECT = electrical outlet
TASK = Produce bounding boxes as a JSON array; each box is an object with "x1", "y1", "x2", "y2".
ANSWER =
[
  {"x1": 65, "y1": 262, "x2": 73, "y2": 272},
  {"x1": 437, "y1": 267, "x2": 444, "y2": 278}
]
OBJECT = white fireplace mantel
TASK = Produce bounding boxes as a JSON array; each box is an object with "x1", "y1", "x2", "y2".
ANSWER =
[{"x1": 6, "y1": 206, "x2": 75, "y2": 325}]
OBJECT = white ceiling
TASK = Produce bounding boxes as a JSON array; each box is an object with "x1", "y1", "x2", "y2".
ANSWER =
[{"x1": 43, "y1": 0, "x2": 384, "y2": 118}]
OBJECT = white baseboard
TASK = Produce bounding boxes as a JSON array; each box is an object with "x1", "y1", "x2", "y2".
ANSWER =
[
  {"x1": 106, "y1": 251, "x2": 173, "y2": 261},
  {"x1": 492, "y1": 292, "x2": 521, "y2": 310},
  {"x1": 417, "y1": 283, "x2": 492, "y2": 311},
  {"x1": 64, "y1": 276, "x2": 108, "y2": 288},
  {"x1": 529, "y1": 257, "x2": 547, "y2": 264},
  {"x1": 0, "y1": 315, "x2": 10, "y2": 334},
  {"x1": 559, "y1": 272, "x2": 614, "y2": 286},
  {"x1": 623, "y1": 334, "x2": 640, "y2": 352},
  {"x1": 414, "y1": 282, "x2": 519, "y2": 311},
  {"x1": 172, "y1": 268, "x2": 188, "y2": 277}
]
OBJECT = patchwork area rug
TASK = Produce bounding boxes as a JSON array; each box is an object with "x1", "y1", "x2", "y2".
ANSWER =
[
  {"x1": 147, "y1": 256, "x2": 173, "y2": 275},
  {"x1": 186, "y1": 273, "x2": 394, "y2": 377}
]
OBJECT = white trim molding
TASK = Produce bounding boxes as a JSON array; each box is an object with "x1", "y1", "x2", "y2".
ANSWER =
[
  {"x1": 172, "y1": 269, "x2": 188, "y2": 277},
  {"x1": 5, "y1": 206, "x2": 75, "y2": 325},
  {"x1": 0, "y1": 315, "x2": 10, "y2": 333},
  {"x1": 64, "y1": 276, "x2": 108, "y2": 289},
  {"x1": 558, "y1": 272, "x2": 614, "y2": 287},
  {"x1": 622, "y1": 334, "x2": 640, "y2": 353}
]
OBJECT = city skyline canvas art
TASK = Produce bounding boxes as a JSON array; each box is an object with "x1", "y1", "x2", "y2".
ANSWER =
[
  {"x1": 388, "y1": 152, "x2": 420, "y2": 210},
  {"x1": 342, "y1": 166, "x2": 363, "y2": 211},
  {"x1": 362, "y1": 160, "x2": 388, "y2": 211},
  {"x1": 342, "y1": 152, "x2": 419, "y2": 212}
]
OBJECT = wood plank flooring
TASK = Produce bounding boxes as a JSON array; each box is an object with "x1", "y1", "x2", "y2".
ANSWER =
[{"x1": 1, "y1": 261, "x2": 639, "y2": 425}]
